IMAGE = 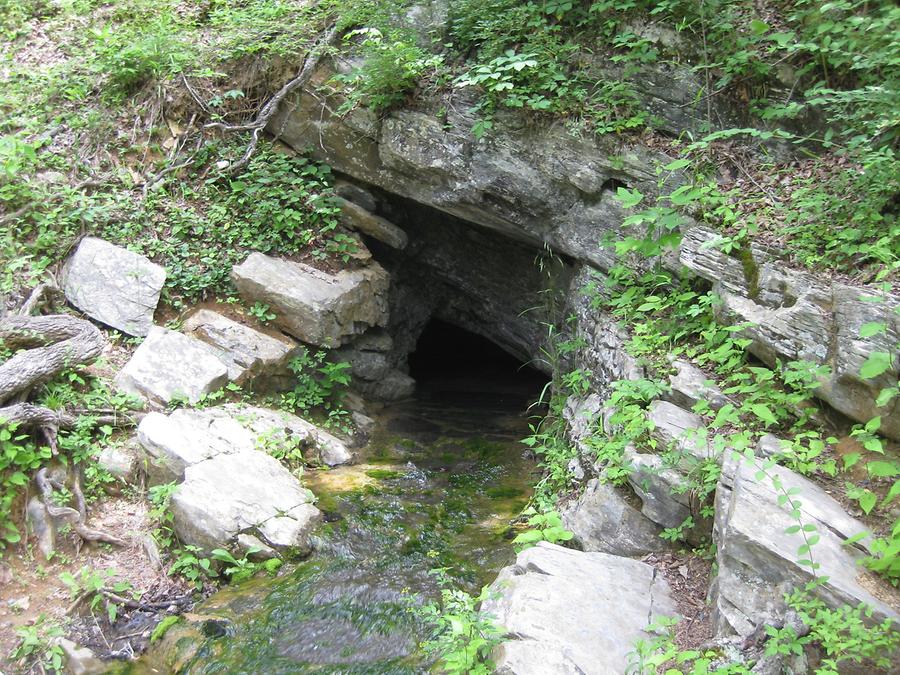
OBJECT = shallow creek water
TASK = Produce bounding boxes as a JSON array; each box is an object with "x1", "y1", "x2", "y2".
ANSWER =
[{"x1": 129, "y1": 357, "x2": 545, "y2": 673}]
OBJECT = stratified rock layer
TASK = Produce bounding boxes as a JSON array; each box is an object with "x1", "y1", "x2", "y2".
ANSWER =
[
  {"x1": 711, "y1": 452, "x2": 900, "y2": 636},
  {"x1": 182, "y1": 308, "x2": 299, "y2": 387},
  {"x1": 561, "y1": 479, "x2": 668, "y2": 556},
  {"x1": 232, "y1": 253, "x2": 389, "y2": 347}
]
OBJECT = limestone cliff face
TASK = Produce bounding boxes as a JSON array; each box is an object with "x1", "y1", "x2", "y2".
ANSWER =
[{"x1": 270, "y1": 61, "x2": 898, "y2": 437}]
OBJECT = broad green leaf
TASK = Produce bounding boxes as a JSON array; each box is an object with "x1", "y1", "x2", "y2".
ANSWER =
[
  {"x1": 859, "y1": 321, "x2": 887, "y2": 338},
  {"x1": 750, "y1": 19, "x2": 770, "y2": 35},
  {"x1": 867, "y1": 460, "x2": 899, "y2": 479},
  {"x1": 615, "y1": 186, "x2": 643, "y2": 208},
  {"x1": 857, "y1": 490, "x2": 877, "y2": 515},
  {"x1": 859, "y1": 352, "x2": 891, "y2": 379},
  {"x1": 749, "y1": 404, "x2": 778, "y2": 426}
]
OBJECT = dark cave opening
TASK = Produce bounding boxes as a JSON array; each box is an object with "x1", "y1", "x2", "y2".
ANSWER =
[{"x1": 407, "y1": 318, "x2": 548, "y2": 406}]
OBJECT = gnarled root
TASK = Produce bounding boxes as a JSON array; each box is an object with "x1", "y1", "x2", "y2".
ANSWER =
[{"x1": 36, "y1": 468, "x2": 127, "y2": 547}]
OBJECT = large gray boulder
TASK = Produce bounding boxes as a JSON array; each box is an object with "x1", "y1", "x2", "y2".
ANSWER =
[
  {"x1": 561, "y1": 479, "x2": 668, "y2": 556},
  {"x1": 62, "y1": 237, "x2": 166, "y2": 336},
  {"x1": 182, "y1": 308, "x2": 299, "y2": 388},
  {"x1": 482, "y1": 542, "x2": 677, "y2": 674},
  {"x1": 114, "y1": 327, "x2": 228, "y2": 405},
  {"x1": 711, "y1": 452, "x2": 900, "y2": 637},
  {"x1": 232, "y1": 253, "x2": 390, "y2": 347},
  {"x1": 172, "y1": 450, "x2": 320, "y2": 556},
  {"x1": 136, "y1": 404, "x2": 351, "y2": 485}
]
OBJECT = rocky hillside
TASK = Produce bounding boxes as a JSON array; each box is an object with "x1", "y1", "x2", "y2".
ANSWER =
[{"x1": 1, "y1": 0, "x2": 898, "y2": 673}]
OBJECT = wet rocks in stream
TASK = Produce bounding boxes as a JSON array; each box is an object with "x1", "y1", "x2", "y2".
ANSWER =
[{"x1": 135, "y1": 404, "x2": 355, "y2": 556}]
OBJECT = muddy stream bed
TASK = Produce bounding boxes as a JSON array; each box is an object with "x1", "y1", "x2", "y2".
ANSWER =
[{"x1": 123, "y1": 353, "x2": 546, "y2": 674}]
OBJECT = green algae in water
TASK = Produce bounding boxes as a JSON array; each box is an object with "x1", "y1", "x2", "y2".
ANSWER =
[
  {"x1": 486, "y1": 485, "x2": 524, "y2": 499},
  {"x1": 132, "y1": 392, "x2": 538, "y2": 673},
  {"x1": 365, "y1": 468, "x2": 406, "y2": 480}
]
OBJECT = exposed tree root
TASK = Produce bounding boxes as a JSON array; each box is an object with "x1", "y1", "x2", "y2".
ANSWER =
[
  {"x1": 204, "y1": 24, "x2": 341, "y2": 174},
  {"x1": 36, "y1": 468, "x2": 127, "y2": 547},
  {"x1": 0, "y1": 281, "x2": 143, "y2": 552}
]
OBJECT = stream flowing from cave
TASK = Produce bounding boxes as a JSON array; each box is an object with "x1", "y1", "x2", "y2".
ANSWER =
[{"x1": 128, "y1": 341, "x2": 545, "y2": 673}]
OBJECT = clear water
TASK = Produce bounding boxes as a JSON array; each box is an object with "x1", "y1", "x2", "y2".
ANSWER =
[{"x1": 129, "y1": 370, "x2": 543, "y2": 674}]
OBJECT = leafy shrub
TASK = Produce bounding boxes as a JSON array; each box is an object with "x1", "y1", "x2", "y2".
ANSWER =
[
  {"x1": 765, "y1": 586, "x2": 900, "y2": 673},
  {"x1": 336, "y1": 28, "x2": 445, "y2": 113},
  {"x1": 10, "y1": 615, "x2": 65, "y2": 674},
  {"x1": 281, "y1": 348, "x2": 352, "y2": 416},
  {"x1": 414, "y1": 564, "x2": 503, "y2": 675},
  {"x1": 0, "y1": 420, "x2": 49, "y2": 550},
  {"x1": 511, "y1": 508, "x2": 573, "y2": 550},
  {"x1": 91, "y1": 17, "x2": 195, "y2": 99}
]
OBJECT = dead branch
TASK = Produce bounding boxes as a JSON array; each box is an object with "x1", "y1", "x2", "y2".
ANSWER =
[{"x1": 204, "y1": 25, "x2": 341, "y2": 174}]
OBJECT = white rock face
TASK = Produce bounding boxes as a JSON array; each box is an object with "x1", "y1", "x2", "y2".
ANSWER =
[
  {"x1": 137, "y1": 404, "x2": 351, "y2": 485},
  {"x1": 182, "y1": 308, "x2": 299, "y2": 386},
  {"x1": 231, "y1": 253, "x2": 390, "y2": 347},
  {"x1": 172, "y1": 450, "x2": 321, "y2": 556},
  {"x1": 482, "y1": 542, "x2": 677, "y2": 674},
  {"x1": 114, "y1": 327, "x2": 228, "y2": 405},
  {"x1": 62, "y1": 237, "x2": 166, "y2": 336},
  {"x1": 711, "y1": 452, "x2": 900, "y2": 636}
]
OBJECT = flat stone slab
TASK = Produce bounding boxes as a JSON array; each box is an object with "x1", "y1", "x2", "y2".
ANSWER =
[
  {"x1": 648, "y1": 400, "x2": 709, "y2": 464},
  {"x1": 232, "y1": 253, "x2": 389, "y2": 347},
  {"x1": 115, "y1": 327, "x2": 228, "y2": 405},
  {"x1": 137, "y1": 404, "x2": 351, "y2": 485},
  {"x1": 172, "y1": 450, "x2": 321, "y2": 556},
  {"x1": 182, "y1": 308, "x2": 298, "y2": 386},
  {"x1": 712, "y1": 452, "x2": 900, "y2": 636},
  {"x1": 335, "y1": 196, "x2": 408, "y2": 249},
  {"x1": 62, "y1": 237, "x2": 166, "y2": 336},
  {"x1": 482, "y1": 542, "x2": 677, "y2": 674}
]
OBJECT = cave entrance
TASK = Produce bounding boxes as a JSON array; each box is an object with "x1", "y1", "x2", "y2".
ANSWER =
[{"x1": 407, "y1": 318, "x2": 548, "y2": 409}]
